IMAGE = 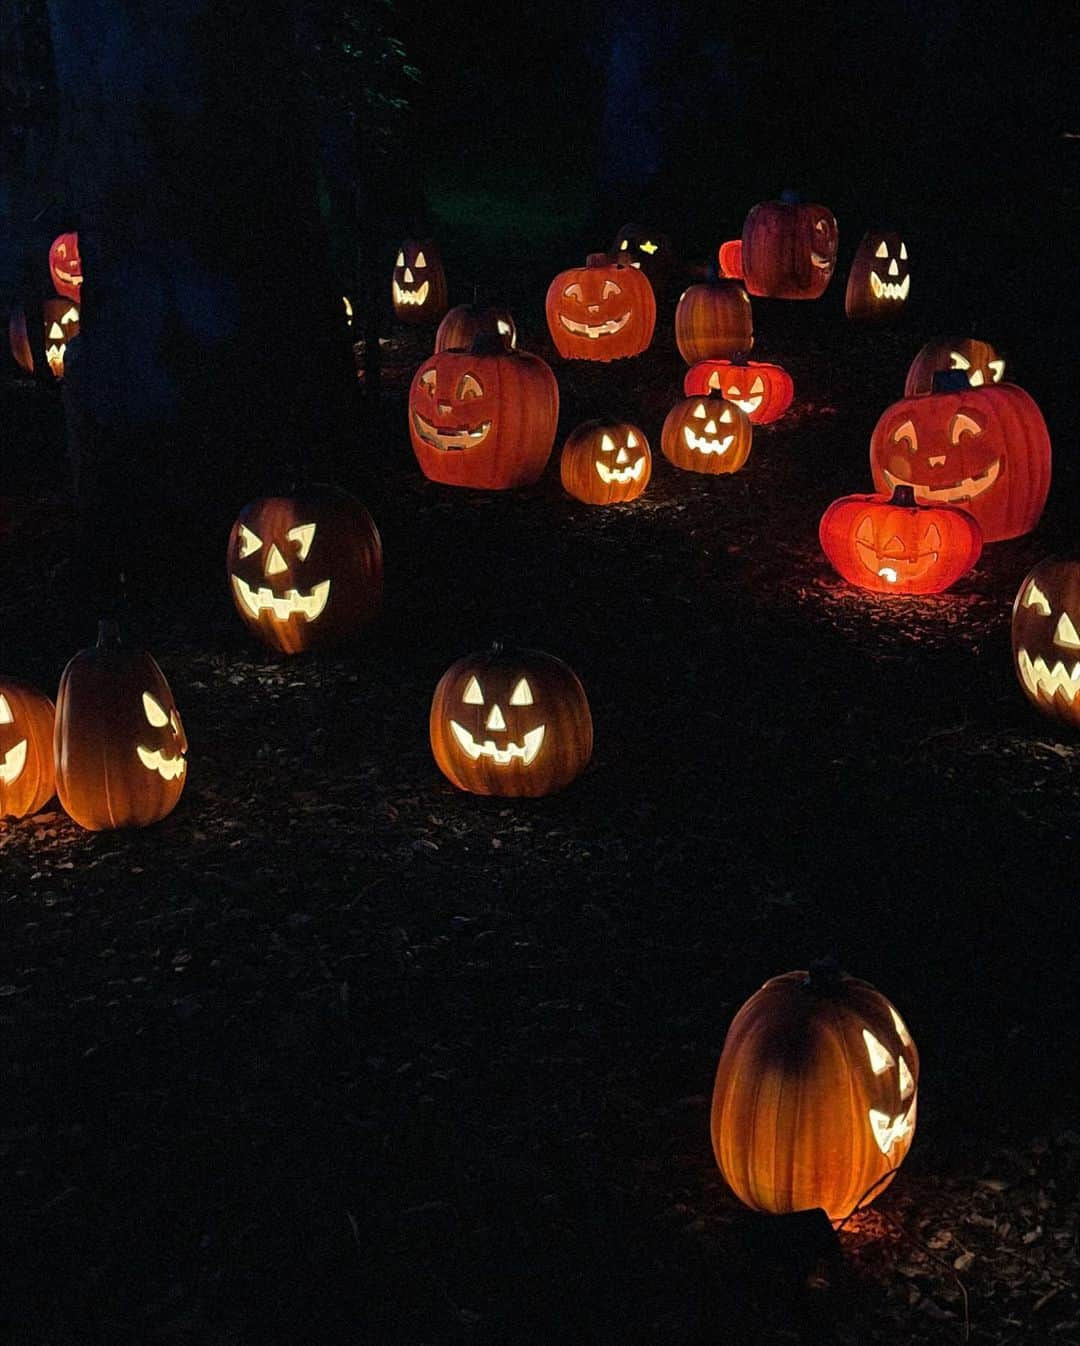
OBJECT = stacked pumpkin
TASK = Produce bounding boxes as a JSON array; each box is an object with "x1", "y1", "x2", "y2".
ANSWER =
[{"x1": 9, "y1": 231, "x2": 83, "y2": 380}]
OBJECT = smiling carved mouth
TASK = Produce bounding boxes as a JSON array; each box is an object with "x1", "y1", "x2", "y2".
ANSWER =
[
  {"x1": 449, "y1": 721, "x2": 545, "y2": 765},
  {"x1": 558, "y1": 312, "x2": 631, "y2": 338},
  {"x1": 393, "y1": 280, "x2": 430, "y2": 306},
  {"x1": 810, "y1": 252, "x2": 834, "y2": 270},
  {"x1": 883, "y1": 459, "x2": 1000, "y2": 505},
  {"x1": 596, "y1": 457, "x2": 646, "y2": 484},
  {"x1": 136, "y1": 746, "x2": 186, "y2": 781},
  {"x1": 683, "y1": 427, "x2": 733, "y2": 455},
  {"x1": 856, "y1": 542, "x2": 938, "y2": 585},
  {"x1": 231, "y1": 575, "x2": 330, "y2": 622},
  {"x1": 45, "y1": 344, "x2": 66, "y2": 375},
  {"x1": 1017, "y1": 649, "x2": 1080, "y2": 703},
  {"x1": 412, "y1": 411, "x2": 492, "y2": 452},
  {"x1": 0, "y1": 738, "x2": 27, "y2": 784},
  {"x1": 870, "y1": 272, "x2": 910, "y2": 301},
  {"x1": 54, "y1": 267, "x2": 81, "y2": 287}
]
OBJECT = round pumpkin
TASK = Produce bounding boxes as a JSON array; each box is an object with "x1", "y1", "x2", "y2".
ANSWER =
[
  {"x1": 227, "y1": 486, "x2": 383, "y2": 654},
  {"x1": 682, "y1": 357, "x2": 793, "y2": 424},
  {"x1": 1012, "y1": 558, "x2": 1080, "y2": 728},
  {"x1": 430, "y1": 646, "x2": 593, "y2": 797},
  {"x1": 392, "y1": 239, "x2": 448, "y2": 325},
  {"x1": 717, "y1": 239, "x2": 744, "y2": 279},
  {"x1": 869, "y1": 374, "x2": 1051, "y2": 543},
  {"x1": 904, "y1": 338, "x2": 1005, "y2": 396},
  {"x1": 560, "y1": 418, "x2": 651, "y2": 505},
  {"x1": 435, "y1": 302, "x2": 516, "y2": 353},
  {"x1": 610, "y1": 223, "x2": 674, "y2": 292},
  {"x1": 819, "y1": 485, "x2": 982, "y2": 595},
  {"x1": 711, "y1": 964, "x2": 919, "y2": 1223},
  {"x1": 409, "y1": 335, "x2": 559, "y2": 489},
  {"x1": 55, "y1": 622, "x2": 188, "y2": 830},
  {"x1": 660, "y1": 393, "x2": 752, "y2": 475},
  {"x1": 674, "y1": 274, "x2": 753, "y2": 364},
  {"x1": 0, "y1": 678, "x2": 56, "y2": 819},
  {"x1": 741, "y1": 197, "x2": 838, "y2": 300},
  {"x1": 844, "y1": 231, "x2": 911, "y2": 322},
  {"x1": 49, "y1": 232, "x2": 83, "y2": 303},
  {"x1": 545, "y1": 253, "x2": 656, "y2": 361}
]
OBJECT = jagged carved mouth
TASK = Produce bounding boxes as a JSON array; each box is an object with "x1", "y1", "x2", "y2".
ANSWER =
[
  {"x1": 449, "y1": 721, "x2": 545, "y2": 765},
  {"x1": 136, "y1": 746, "x2": 186, "y2": 781},
  {"x1": 412, "y1": 411, "x2": 492, "y2": 452},
  {"x1": 810, "y1": 252, "x2": 834, "y2": 270},
  {"x1": 596, "y1": 457, "x2": 646, "y2": 484},
  {"x1": 1017, "y1": 649, "x2": 1080, "y2": 703},
  {"x1": 856, "y1": 542, "x2": 939, "y2": 585},
  {"x1": 558, "y1": 312, "x2": 630, "y2": 338},
  {"x1": 883, "y1": 459, "x2": 1000, "y2": 505},
  {"x1": 870, "y1": 272, "x2": 910, "y2": 301},
  {"x1": 393, "y1": 280, "x2": 430, "y2": 306},
  {"x1": 46, "y1": 344, "x2": 66, "y2": 375},
  {"x1": 231, "y1": 575, "x2": 330, "y2": 622},
  {"x1": 683, "y1": 427, "x2": 733, "y2": 455},
  {"x1": 0, "y1": 739, "x2": 27, "y2": 784},
  {"x1": 869, "y1": 1100, "x2": 916, "y2": 1155}
]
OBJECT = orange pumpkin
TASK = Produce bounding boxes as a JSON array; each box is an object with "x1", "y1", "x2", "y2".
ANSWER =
[
  {"x1": 711, "y1": 964, "x2": 919, "y2": 1223},
  {"x1": 741, "y1": 197, "x2": 838, "y2": 299},
  {"x1": 49, "y1": 232, "x2": 83, "y2": 303},
  {"x1": 0, "y1": 679, "x2": 56, "y2": 819},
  {"x1": 560, "y1": 418, "x2": 651, "y2": 505},
  {"x1": 674, "y1": 273, "x2": 753, "y2": 364},
  {"x1": 904, "y1": 338, "x2": 1005, "y2": 396},
  {"x1": 435, "y1": 302, "x2": 516, "y2": 352},
  {"x1": 9, "y1": 298, "x2": 80, "y2": 379},
  {"x1": 844, "y1": 231, "x2": 911, "y2": 322},
  {"x1": 717, "y1": 239, "x2": 743, "y2": 279},
  {"x1": 660, "y1": 393, "x2": 752, "y2": 475},
  {"x1": 545, "y1": 254, "x2": 656, "y2": 361},
  {"x1": 392, "y1": 239, "x2": 448, "y2": 325},
  {"x1": 682, "y1": 357, "x2": 793, "y2": 424}
]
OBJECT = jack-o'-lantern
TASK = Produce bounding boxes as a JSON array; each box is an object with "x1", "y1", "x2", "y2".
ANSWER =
[
  {"x1": 682, "y1": 356, "x2": 793, "y2": 424},
  {"x1": 49, "y1": 232, "x2": 83, "y2": 302},
  {"x1": 1012, "y1": 559, "x2": 1080, "y2": 728},
  {"x1": 869, "y1": 373, "x2": 1051, "y2": 542},
  {"x1": 845, "y1": 231, "x2": 911, "y2": 322},
  {"x1": 717, "y1": 239, "x2": 744, "y2": 279},
  {"x1": 227, "y1": 486, "x2": 382, "y2": 654},
  {"x1": 904, "y1": 338, "x2": 1005, "y2": 396},
  {"x1": 435, "y1": 302, "x2": 516, "y2": 353},
  {"x1": 409, "y1": 335, "x2": 559, "y2": 489},
  {"x1": 819, "y1": 485, "x2": 982, "y2": 595},
  {"x1": 0, "y1": 679, "x2": 55, "y2": 819},
  {"x1": 674, "y1": 273, "x2": 753, "y2": 364},
  {"x1": 661, "y1": 393, "x2": 752, "y2": 475},
  {"x1": 545, "y1": 253, "x2": 656, "y2": 361},
  {"x1": 741, "y1": 197, "x2": 838, "y2": 299},
  {"x1": 55, "y1": 622, "x2": 188, "y2": 830},
  {"x1": 430, "y1": 645, "x2": 592, "y2": 797},
  {"x1": 392, "y1": 239, "x2": 448, "y2": 324},
  {"x1": 611, "y1": 223, "x2": 674, "y2": 291},
  {"x1": 42, "y1": 298, "x2": 80, "y2": 379},
  {"x1": 711, "y1": 963, "x2": 919, "y2": 1223},
  {"x1": 560, "y1": 418, "x2": 651, "y2": 505}
]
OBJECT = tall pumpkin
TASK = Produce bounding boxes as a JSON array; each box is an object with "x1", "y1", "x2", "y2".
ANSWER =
[
  {"x1": 904, "y1": 338, "x2": 1005, "y2": 396},
  {"x1": 741, "y1": 197, "x2": 838, "y2": 299},
  {"x1": 409, "y1": 335, "x2": 559, "y2": 489},
  {"x1": 0, "y1": 679, "x2": 56, "y2": 819},
  {"x1": 545, "y1": 253, "x2": 656, "y2": 361},
  {"x1": 674, "y1": 273, "x2": 753, "y2": 363},
  {"x1": 844, "y1": 231, "x2": 911, "y2": 322},
  {"x1": 392, "y1": 239, "x2": 448, "y2": 325},
  {"x1": 55, "y1": 622, "x2": 188, "y2": 830},
  {"x1": 711, "y1": 964, "x2": 919, "y2": 1223}
]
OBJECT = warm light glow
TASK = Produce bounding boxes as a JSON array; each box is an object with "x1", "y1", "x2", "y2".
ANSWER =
[
  {"x1": 596, "y1": 456, "x2": 645, "y2": 484},
  {"x1": 988, "y1": 359, "x2": 1005, "y2": 383},
  {"x1": 463, "y1": 676, "x2": 484, "y2": 705},
  {"x1": 393, "y1": 279, "x2": 430, "y2": 307},
  {"x1": 231, "y1": 575, "x2": 330, "y2": 622},
  {"x1": 892, "y1": 420, "x2": 917, "y2": 451},
  {"x1": 869, "y1": 271, "x2": 910, "y2": 301},
  {"x1": 142, "y1": 692, "x2": 169, "y2": 727},
  {"x1": 1017, "y1": 648, "x2": 1080, "y2": 702},
  {"x1": 287, "y1": 522, "x2": 316, "y2": 561},
  {"x1": 1056, "y1": 613, "x2": 1080, "y2": 648},
  {"x1": 557, "y1": 311, "x2": 630, "y2": 338},
  {"x1": 238, "y1": 524, "x2": 262, "y2": 559},
  {"x1": 862, "y1": 1029, "x2": 895, "y2": 1074},
  {"x1": 882, "y1": 460, "x2": 1000, "y2": 505},
  {"x1": 683, "y1": 427, "x2": 734, "y2": 455},
  {"x1": 412, "y1": 410, "x2": 492, "y2": 452},
  {"x1": 889, "y1": 1005, "x2": 913, "y2": 1048},
  {"x1": 0, "y1": 738, "x2": 28, "y2": 784},
  {"x1": 1022, "y1": 582, "x2": 1052, "y2": 615},
  {"x1": 898, "y1": 1055, "x2": 915, "y2": 1100},
  {"x1": 449, "y1": 720, "x2": 545, "y2": 765},
  {"x1": 869, "y1": 1104, "x2": 914, "y2": 1155},
  {"x1": 0, "y1": 694, "x2": 11, "y2": 724},
  {"x1": 136, "y1": 745, "x2": 186, "y2": 780},
  {"x1": 459, "y1": 374, "x2": 483, "y2": 400},
  {"x1": 509, "y1": 678, "x2": 533, "y2": 706},
  {"x1": 950, "y1": 412, "x2": 982, "y2": 442},
  {"x1": 265, "y1": 544, "x2": 288, "y2": 576}
]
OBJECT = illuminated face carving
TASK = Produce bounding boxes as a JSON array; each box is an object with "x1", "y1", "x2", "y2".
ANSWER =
[
  {"x1": 611, "y1": 224, "x2": 673, "y2": 290},
  {"x1": 660, "y1": 394, "x2": 752, "y2": 475},
  {"x1": 682, "y1": 358, "x2": 794, "y2": 424},
  {"x1": 391, "y1": 239, "x2": 447, "y2": 324},
  {"x1": 43, "y1": 299, "x2": 80, "y2": 379},
  {"x1": 545, "y1": 254, "x2": 656, "y2": 361},
  {"x1": 741, "y1": 199, "x2": 838, "y2": 299},
  {"x1": 435, "y1": 303, "x2": 517, "y2": 353},
  {"x1": 0, "y1": 680, "x2": 56, "y2": 820},
  {"x1": 227, "y1": 487, "x2": 382, "y2": 654},
  {"x1": 904, "y1": 337, "x2": 1005, "y2": 396},
  {"x1": 49, "y1": 232, "x2": 83, "y2": 302},
  {"x1": 560, "y1": 418, "x2": 651, "y2": 505},
  {"x1": 412, "y1": 367, "x2": 491, "y2": 453},
  {"x1": 1012, "y1": 559, "x2": 1080, "y2": 726},
  {"x1": 845, "y1": 231, "x2": 910, "y2": 321},
  {"x1": 137, "y1": 690, "x2": 186, "y2": 781},
  {"x1": 861, "y1": 1017, "x2": 918, "y2": 1157},
  {"x1": 430, "y1": 647, "x2": 593, "y2": 797}
]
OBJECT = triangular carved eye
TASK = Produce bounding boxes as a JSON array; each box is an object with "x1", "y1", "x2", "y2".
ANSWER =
[
  {"x1": 143, "y1": 692, "x2": 169, "y2": 727},
  {"x1": 875, "y1": 241, "x2": 889, "y2": 258},
  {"x1": 509, "y1": 678, "x2": 533, "y2": 706},
  {"x1": 923, "y1": 524, "x2": 941, "y2": 551},
  {"x1": 1055, "y1": 613, "x2": 1080, "y2": 649},
  {"x1": 882, "y1": 534, "x2": 907, "y2": 558},
  {"x1": 862, "y1": 1029, "x2": 895, "y2": 1074},
  {"x1": 889, "y1": 1005, "x2": 913, "y2": 1047},
  {"x1": 414, "y1": 251, "x2": 427, "y2": 268},
  {"x1": 238, "y1": 523, "x2": 262, "y2": 559},
  {"x1": 1023, "y1": 581, "x2": 1051, "y2": 615},
  {"x1": 625, "y1": 430, "x2": 638, "y2": 449},
  {"x1": 692, "y1": 402, "x2": 707, "y2": 419},
  {"x1": 563, "y1": 283, "x2": 583, "y2": 301},
  {"x1": 0, "y1": 694, "x2": 12, "y2": 725},
  {"x1": 601, "y1": 280, "x2": 621, "y2": 299},
  {"x1": 600, "y1": 434, "x2": 616, "y2": 453},
  {"x1": 462, "y1": 676, "x2": 484, "y2": 705},
  {"x1": 419, "y1": 368, "x2": 437, "y2": 394},
  {"x1": 708, "y1": 371, "x2": 723, "y2": 390},
  {"x1": 750, "y1": 377, "x2": 764, "y2": 395},
  {"x1": 950, "y1": 412, "x2": 982, "y2": 442},
  {"x1": 856, "y1": 516, "x2": 876, "y2": 545},
  {"x1": 395, "y1": 251, "x2": 404, "y2": 267},
  {"x1": 949, "y1": 351, "x2": 971, "y2": 370},
  {"x1": 898, "y1": 1056, "x2": 915, "y2": 1100},
  {"x1": 719, "y1": 406, "x2": 733, "y2": 423},
  {"x1": 62, "y1": 307, "x2": 79, "y2": 324},
  {"x1": 287, "y1": 523, "x2": 316, "y2": 561},
  {"x1": 988, "y1": 359, "x2": 1005, "y2": 383},
  {"x1": 899, "y1": 242, "x2": 908, "y2": 260},
  {"x1": 458, "y1": 373, "x2": 483, "y2": 400},
  {"x1": 892, "y1": 419, "x2": 917, "y2": 451}
]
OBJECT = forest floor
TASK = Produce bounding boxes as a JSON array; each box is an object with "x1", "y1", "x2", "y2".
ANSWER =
[{"x1": 2, "y1": 268, "x2": 1079, "y2": 1345}]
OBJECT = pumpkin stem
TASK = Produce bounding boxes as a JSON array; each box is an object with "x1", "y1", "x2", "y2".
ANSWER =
[
  {"x1": 804, "y1": 958, "x2": 843, "y2": 994},
  {"x1": 96, "y1": 618, "x2": 122, "y2": 649},
  {"x1": 730, "y1": 351, "x2": 750, "y2": 367},
  {"x1": 889, "y1": 485, "x2": 918, "y2": 508}
]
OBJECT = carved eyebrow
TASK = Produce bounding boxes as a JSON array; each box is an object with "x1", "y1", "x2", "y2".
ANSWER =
[{"x1": 950, "y1": 412, "x2": 982, "y2": 442}]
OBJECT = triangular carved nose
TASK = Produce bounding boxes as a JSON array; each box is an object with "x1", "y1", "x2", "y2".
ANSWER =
[
  {"x1": 888, "y1": 259, "x2": 899, "y2": 276},
  {"x1": 265, "y1": 544, "x2": 288, "y2": 576},
  {"x1": 486, "y1": 704, "x2": 506, "y2": 731}
]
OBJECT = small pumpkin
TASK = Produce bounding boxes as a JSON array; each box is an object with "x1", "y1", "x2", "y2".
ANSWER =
[
  {"x1": 392, "y1": 239, "x2": 448, "y2": 325},
  {"x1": 1012, "y1": 559, "x2": 1080, "y2": 728},
  {"x1": 717, "y1": 239, "x2": 744, "y2": 279},
  {"x1": 545, "y1": 253, "x2": 656, "y2": 361},
  {"x1": 409, "y1": 335, "x2": 559, "y2": 489},
  {"x1": 430, "y1": 645, "x2": 592, "y2": 797},
  {"x1": 711, "y1": 963, "x2": 919, "y2": 1223},
  {"x1": 55, "y1": 622, "x2": 188, "y2": 830},
  {"x1": 42, "y1": 297, "x2": 80, "y2": 379},
  {"x1": 741, "y1": 196, "x2": 838, "y2": 299},
  {"x1": 611, "y1": 223, "x2": 674, "y2": 291},
  {"x1": 674, "y1": 272, "x2": 753, "y2": 364},
  {"x1": 844, "y1": 231, "x2": 911, "y2": 322},
  {"x1": 819, "y1": 485, "x2": 982, "y2": 595},
  {"x1": 0, "y1": 679, "x2": 56, "y2": 819},
  {"x1": 682, "y1": 356, "x2": 793, "y2": 424},
  {"x1": 560, "y1": 418, "x2": 651, "y2": 505},
  {"x1": 904, "y1": 338, "x2": 1005, "y2": 396},
  {"x1": 227, "y1": 486, "x2": 383, "y2": 654},
  {"x1": 661, "y1": 393, "x2": 752, "y2": 475},
  {"x1": 49, "y1": 232, "x2": 83, "y2": 303},
  {"x1": 435, "y1": 302, "x2": 516, "y2": 353}
]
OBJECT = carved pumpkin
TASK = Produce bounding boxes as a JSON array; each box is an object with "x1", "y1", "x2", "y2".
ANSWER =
[
  {"x1": 845, "y1": 231, "x2": 911, "y2": 322},
  {"x1": 560, "y1": 418, "x2": 651, "y2": 505},
  {"x1": 49, "y1": 232, "x2": 83, "y2": 303},
  {"x1": 435, "y1": 302, "x2": 516, "y2": 353},
  {"x1": 869, "y1": 373, "x2": 1051, "y2": 543},
  {"x1": 1012, "y1": 559, "x2": 1080, "y2": 728},
  {"x1": 611, "y1": 223, "x2": 674, "y2": 291},
  {"x1": 9, "y1": 298, "x2": 80, "y2": 379},
  {"x1": 741, "y1": 197, "x2": 838, "y2": 299},
  {"x1": 227, "y1": 486, "x2": 383, "y2": 654},
  {"x1": 545, "y1": 253, "x2": 656, "y2": 361},
  {"x1": 904, "y1": 338, "x2": 1005, "y2": 396},
  {"x1": 674, "y1": 274, "x2": 753, "y2": 364},
  {"x1": 819, "y1": 485, "x2": 982, "y2": 595},
  {"x1": 717, "y1": 239, "x2": 744, "y2": 279},
  {"x1": 0, "y1": 679, "x2": 56, "y2": 820},
  {"x1": 392, "y1": 239, "x2": 448, "y2": 325},
  {"x1": 682, "y1": 357, "x2": 793, "y2": 424},
  {"x1": 430, "y1": 646, "x2": 592, "y2": 797},
  {"x1": 661, "y1": 393, "x2": 752, "y2": 475},
  {"x1": 55, "y1": 622, "x2": 188, "y2": 830},
  {"x1": 711, "y1": 963, "x2": 919, "y2": 1223},
  {"x1": 409, "y1": 335, "x2": 559, "y2": 489}
]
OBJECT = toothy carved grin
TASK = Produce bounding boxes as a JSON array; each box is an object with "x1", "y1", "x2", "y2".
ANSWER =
[
  {"x1": 869, "y1": 1101, "x2": 916, "y2": 1155},
  {"x1": 449, "y1": 721, "x2": 545, "y2": 765},
  {"x1": 683, "y1": 427, "x2": 733, "y2": 455},
  {"x1": 231, "y1": 575, "x2": 330, "y2": 622},
  {"x1": 1016, "y1": 649, "x2": 1080, "y2": 703},
  {"x1": 703, "y1": 371, "x2": 763, "y2": 415},
  {"x1": 54, "y1": 267, "x2": 81, "y2": 288},
  {"x1": 810, "y1": 252, "x2": 834, "y2": 270},
  {"x1": 856, "y1": 542, "x2": 939, "y2": 585},
  {"x1": 558, "y1": 312, "x2": 630, "y2": 338},
  {"x1": 883, "y1": 459, "x2": 1000, "y2": 505},
  {"x1": 393, "y1": 280, "x2": 430, "y2": 306},
  {"x1": 46, "y1": 345, "x2": 66, "y2": 375},
  {"x1": 136, "y1": 746, "x2": 186, "y2": 780},
  {"x1": 412, "y1": 411, "x2": 492, "y2": 452},
  {"x1": 0, "y1": 739, "x2": 27, "y2": 784},
  {"x1": 870, "y1": 272, "x2": 910, "y2": 301},
  {"x1": 596, "y1": 457, "x2": 646, "y2": 484}
]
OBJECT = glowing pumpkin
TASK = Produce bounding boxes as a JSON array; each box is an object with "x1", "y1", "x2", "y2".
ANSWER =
[
  {"x1": 435, "y1": 302, "x2": 516, "y2": 353},
  {"x1": 1012, "y1": 559, "x2": 1080, "y2": 728},
  {"x1": 9, "y1": 298, "x2": 80, "y2": 379},
  {"x1": 904, "y1": 338, "x2": 1005, "y2": 396},
  {"x1": 392, "y1": 239, "x2": 448, "y2": 325},
  {"x1": 660, "y1": 393, "x2": 752, "y2": 475},
  {"x1": 717, "y1": 239, "x2": 743, "y2": 279},
  {"x1": 711, "y1": 963, "x2": 919, "y2": 1223},
  {"x1": 844, "y1": 231, "x2": 911, "y2": 322},
  {"x1": 682, "y1": 357, "x2": 793, "y2": 424},
  {"x1": 545, "y1": 254, "x2": 656, "y2": 361},
  {"x1": 560, "y1": 418, "x2": 651, "y2": 505},
  {"x1": 674, "y1": 274, "x2": 753, "y2": 364},
  {"x1": 49, "y1": 232, "x2": 83, "y2": 302},
  {"x1": 0, "y1": 679, "x2": 56, "y2": 820},
  {"x1": 741, "y1": 197, "x2": 838, "y2": 299}
]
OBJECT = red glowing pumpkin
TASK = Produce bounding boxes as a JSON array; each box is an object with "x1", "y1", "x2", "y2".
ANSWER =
[
  {"x1": 49, "y1": 232, "x2": 83, "y2": 303},
  {"x1": 0, "y1": 678, "x2": 56, "y2": 819},
  {"x1": 682, "y1": 357, "x2": 793, "y2": 424},
  {"x1": 717, "y1": 239, "x2": 744, "y2": 279},
  {"x1": 904, "y1": 338, "x2": 1005, "y2": 396},
  {"x1": 741, "y1": 197, "x2": 838, "y2": 299}
]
